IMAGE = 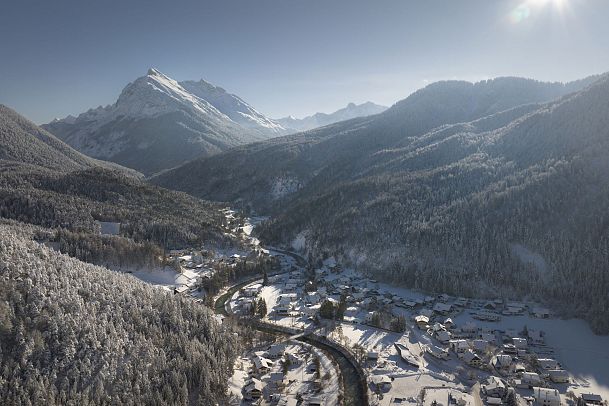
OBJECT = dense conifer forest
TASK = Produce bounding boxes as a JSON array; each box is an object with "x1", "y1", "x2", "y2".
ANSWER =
[{"x1": 0, "y1": 224, "x2": 239, "y2": 405}]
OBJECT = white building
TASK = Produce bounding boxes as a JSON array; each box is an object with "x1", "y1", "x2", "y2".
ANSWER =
[{"x1": 533, "y1": 387, "x2": 561, "y2": 406}]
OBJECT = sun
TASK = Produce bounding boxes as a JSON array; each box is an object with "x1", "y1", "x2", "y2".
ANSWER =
[{"x1": 529, "y1": 0, "x2": 568, "y2": 10}]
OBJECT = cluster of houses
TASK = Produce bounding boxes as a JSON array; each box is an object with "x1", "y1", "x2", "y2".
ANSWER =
[
  {"x1": 240, "y1": 343, "x2": 329, "y2": 406},
  {"x1": 168, "y1": 249, "x2": 214, "y2": 295},
  {"x1": 231, "y1": 263, "x2": 604, "y2": 406}
]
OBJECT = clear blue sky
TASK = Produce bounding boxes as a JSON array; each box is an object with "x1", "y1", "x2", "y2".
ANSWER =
[{"x1": 1, "y1": 0, "x2": 608, "y2": 123}]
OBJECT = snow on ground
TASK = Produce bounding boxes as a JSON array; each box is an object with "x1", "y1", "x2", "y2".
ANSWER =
[
  {"x1": 453, "y1": 311, "x2": 609, "y2": 399},
  {"x1": 130, "y1": 267, "x2": 178, "y2": 290},
  {"x1": 510, "y1": 243, "x2": 549, "y2": 275},
  {"x1": 291, "y1": 231, "x2": 308, "y2": 252},
  {"x1": 227, "y1": 357, "x2": 251, "y2": 405}
]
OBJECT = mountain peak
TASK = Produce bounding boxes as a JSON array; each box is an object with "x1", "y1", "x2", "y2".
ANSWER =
[{"x1": 147, "y1": 67, "x2": 162, "y2": 76}]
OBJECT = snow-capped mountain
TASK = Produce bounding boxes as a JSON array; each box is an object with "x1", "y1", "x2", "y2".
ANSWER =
[
  {"x1": 43, "y1": 69, "x2": 284, "y2": 175},
  {"x1": 180, "y1": 79, "x2": 285, "y2": 134},
  {"x1": 276, "y1": 101, "x2": 388, "y2": 132}
]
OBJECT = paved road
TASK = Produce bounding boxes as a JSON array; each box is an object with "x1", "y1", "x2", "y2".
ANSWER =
[{"x1": 214, "y1": 249, "x2": 369, "y2": 406}]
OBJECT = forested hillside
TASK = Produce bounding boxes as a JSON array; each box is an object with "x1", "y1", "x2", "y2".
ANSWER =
[
  {"x1": 152, "y1": 76, "x2": 598, "y2": 211},
  {"x1": 0, "y1": 104, "x2": 109, "y2": 172},
  {"x1": 156, "y1": 74, "x2": 609, "y2": 333},
  {"x1": 258, "y1": 75, "x2": 609, "y2": 333},
  {"x1": 0, "y1": 223, "x2": 238, "y2": 405},
  {"x1": 0, "y1": 107, "x2": 234, "y2": 255}
]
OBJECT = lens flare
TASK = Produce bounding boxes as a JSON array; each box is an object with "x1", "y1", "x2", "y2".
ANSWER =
[
  {"x1": 510, "y1": 4, "x2": 531, "y2": 23},
  {"x1": 509, "y1": 0, "x2": 568, "y2": 24}
]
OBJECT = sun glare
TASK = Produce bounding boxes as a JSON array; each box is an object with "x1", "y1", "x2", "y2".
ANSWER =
[{"x1": 509, "y1": 0, "x2": 568, "y2": 23}]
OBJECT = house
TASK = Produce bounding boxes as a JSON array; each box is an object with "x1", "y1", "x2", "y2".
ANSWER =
[
  {"x1": 461, "y1": 350, "x2": 482, "y2": 368},
  {"x1": 174, "y1": 285, "x2": 189, "y2": 295},
  {"x1": 538, "y1": 358, "x2": 559, "y2": 370},
  {"x1": 275, "y1": 305, "x2": 292, "y2": 315},
  {"x1": 449, "y1": 339, "x2": 470, "y2": 353},
  {"x1": 427, "y1": 345, "x2": 449, "y2": 360},
  {"x1": 486, "y1": 398, "x2": 503, "y2": 406},
  {"x1": 474, "y1": 312, "x2": 500, "y2": 322},
  {"x1": 244, "y1": 378, "x2": 264, "y2": 400},
  {"x1": 367, "y1": 351, "x2": 379, "y2": 361},
  {"x1": 284, "y1": 283, "x2": 298, "y2": 292},
  {"x1": 455, "y1": 297, "x2": 469, "y2": 307},
  {"x1": 438, "y1": 294, "x2": 451, "y2": 302},
  {"x1": 483, "y1": 376, "x2": 507, "y2": 398},
  {"x1": 580, "y1": 394, "x2": 603, "y2": 406},
  {"x1": 492, "y1": 354, "x2": 513, "y2": 370},
  {"x1": 274, "y1": 394, "x2": 299, "y2": 406},
  {"x1": 268, "y1": 372, "x2": 285, "y2": 390},
  {"x1": 404, "y1": 300, "x2": 418, "y2": 308},
  {"x1": 243, "y1": 284, "x2": 262, "y2": 297},
  {"x1": 481, "y1": 333, "x2": 497, "y2": 344},
  {"x1": 472, "y1": 339, "x2": 490, "y2": 352},
  {"x1": 484, "y1": 301, "x2": 497, "y2": 310},
  {"x1": 430, "y1": 322, "x2": 444, "y2": 331},
  {"x1": 265, "y1": 344, "x2": 287, "y2": 359},
  {"x1": 306, "y1": 396, "x2": 325, "y2": 406},
  {"x1": 533, "y1": 308, "x2": 550, "y2": 319},
  {"x1": 252, "y1": 355, "x2": 274, "y2": 373},
  {"x1": 433, "y1": 302, "x2": 452, "y2": 315},
  {"x1": 415, "y1": 315, "x2": 430, "y2": 329},
  {"x1": 548, "y1": 369, "x2": 569, "y2": 383},
  {"x1": 421, "y1": 308, "x2": 434, "y2": 318},
  {"x1": 436, "y1": 330, "x2": 452, "y2": 344},
  {"x1": 305, "y1": 292, "x2": 321, "y2": 304},
  {"x1": 502, "y1": 344, "x2": 518, "y2": 355},
  {"x1": 533, "y1": 387, "x2": 561, "y2": 406},
  {"x1": 395, "y1": 343, "x2": 419, "y2": 368},
  {"x1": 371, "y1": 375, "x2": 392, "y2": 392},
  {"x1": 512, "y1": 337, "x2": 528, "y2": 349},
  {"x1": 520, "y1": 372, "x2": 542, "y2": 387},
  {"x1": 444, "y1": 318, "x2": 455, "y2": 329},
  {"x1": 278, "y1": 293, "x2": 298, "y2": 305},
  {"x1": 303, "y1": 304, "x2": 320, "y2": 317}
]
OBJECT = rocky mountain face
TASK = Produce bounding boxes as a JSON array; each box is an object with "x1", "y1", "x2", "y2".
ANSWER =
[{"x1": 43, "y1": 69, "x2": 286, "y2": 175}]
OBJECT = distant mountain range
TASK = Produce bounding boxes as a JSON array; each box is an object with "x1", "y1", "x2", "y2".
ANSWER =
[
  {"x1": 152, "y1": 76, "x2": 598, "y2": 210},
  {"x1": 276, "y1": 101, "x2": 387, "y2": 132},
  {"x1": 153, "y1": 74, "x2": 609, "y2": 333},
  {"x1": 42, "y1": 69, "x2": 289, "y2": 175}
]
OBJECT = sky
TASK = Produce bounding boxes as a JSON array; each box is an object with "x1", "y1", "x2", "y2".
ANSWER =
[{"x1": 1, "y1": 0, "x2": 608, "y2": 124}]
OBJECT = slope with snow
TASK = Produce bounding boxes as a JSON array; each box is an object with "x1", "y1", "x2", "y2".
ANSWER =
[{"x1": 180, "y1": 79, "x2": 287, "y2": 135}]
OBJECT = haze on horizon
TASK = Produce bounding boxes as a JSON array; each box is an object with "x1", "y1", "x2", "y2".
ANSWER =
[{"x1": 1, "y1": 0, "x2": 608, "y2": 124}]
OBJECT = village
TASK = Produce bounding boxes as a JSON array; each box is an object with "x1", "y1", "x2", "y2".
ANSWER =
[
  {"x1": 227, "y1": 256, "x2": 609, "y2": 406},
  {"x1": 126, "y1": 211, "x2": 609, "y2": 406}
]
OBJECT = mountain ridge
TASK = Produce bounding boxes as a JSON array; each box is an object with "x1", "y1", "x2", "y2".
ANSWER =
[
  {"x1": 42, "y1": 69, "x2": 285, "y2": 175},
  {"x1": 276, "y1": 101, "x2": 387, "y2": 132}
]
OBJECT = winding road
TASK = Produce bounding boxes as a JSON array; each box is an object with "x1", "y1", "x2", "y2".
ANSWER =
[{"x1": 214, "y1": 248, "x2": 369, "y2": 406}]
